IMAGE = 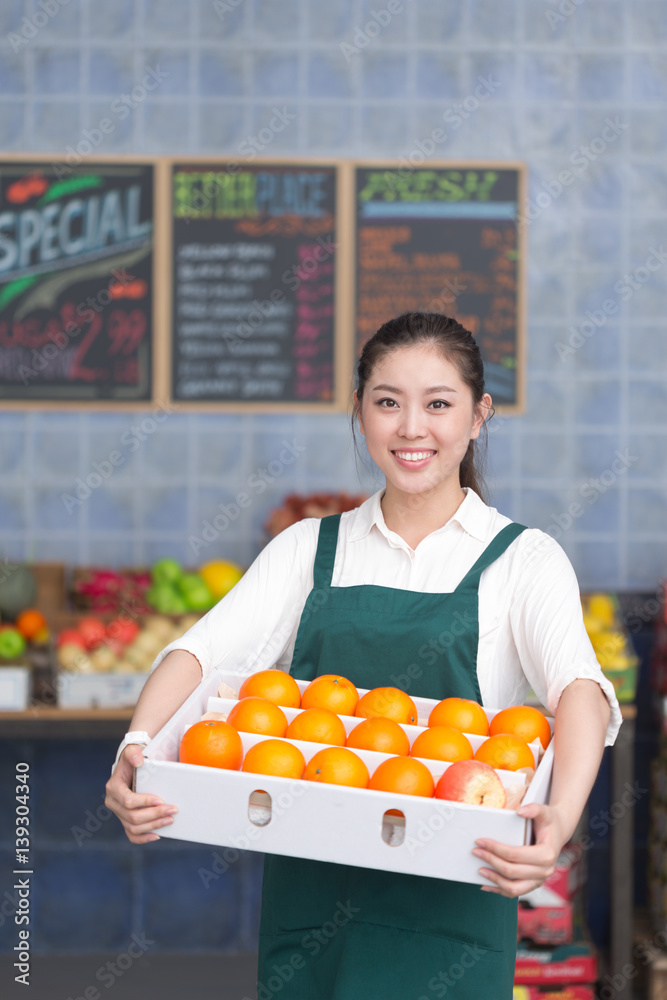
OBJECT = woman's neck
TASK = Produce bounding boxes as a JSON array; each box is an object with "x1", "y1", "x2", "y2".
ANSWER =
[{"x1": 380, "y1": 482, "x2": 467, "y2": 549}]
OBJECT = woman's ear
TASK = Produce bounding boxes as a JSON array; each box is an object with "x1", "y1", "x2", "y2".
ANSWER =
[
  {"x1": 470, "y1": 393, "x2": 492, "y2": 440},
  {"x1": 352, "y1": 390, "x2": 365, "y2": 436}
]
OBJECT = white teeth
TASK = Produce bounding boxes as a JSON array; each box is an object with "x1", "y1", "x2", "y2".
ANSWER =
[{"x1": 394, "y1": 451, "x2": 435, "y2": 462}]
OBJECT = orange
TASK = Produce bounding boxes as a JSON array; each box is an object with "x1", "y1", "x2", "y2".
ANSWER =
[
  {"x1": 238, "y1": 669, "x2": 302, "y2": 708},
  {"x1": 369, "y1": 757, "x2": 435, "y2": 798},
  {"x1": 179, "y1": 720, "x2": 243, "y2": 770},
  {"x1": 489, "y1": 705, "x2": 552, "y2": 750},
  {"x1": 355, "y1": 687, "x2": 418, "y2": 725},
  {"x1": 241, "y1": 739, "x2": 305, "y2": 778},
  {"x1": 301, "y1": 674, "x2": 359, "y2": 716},
  {"x1": 285, "y1": 708, "x2": 347, "y2": 746},
  {"x1": 474, "y1": 734, "x2": 535, "y2": 772},
  {"x1": 346, "y1": 717, "x2": 410, "y2": 756},
  {"x1": 15, "y1": 608, "x2": 48, "y2": 642},
  {"x1": 304, "y1": 746, "x2": 369, "y2": 788},
  {"x1": 226, "y1": 697, "x2": 288, "y2": 737},
  {"x1": 410, "y1": 725, "x2": 474, "y2": 763},
  {"x1": 428, "y1": 697, "x2": 489, "y2": 736}
]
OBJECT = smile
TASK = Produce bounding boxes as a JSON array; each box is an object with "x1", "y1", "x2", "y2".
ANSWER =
[{"x1": 392, "y1": 450, "x2": 437, "y2": 463}]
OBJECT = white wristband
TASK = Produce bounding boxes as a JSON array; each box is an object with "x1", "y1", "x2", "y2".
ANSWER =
[{"x1": 112, "y1": 730, "x2": 151, "y2": 774}]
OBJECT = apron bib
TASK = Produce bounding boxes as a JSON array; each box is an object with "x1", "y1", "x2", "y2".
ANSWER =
[{"x1": 258, "y1": 513, "x2": 527, "y2": 1000}]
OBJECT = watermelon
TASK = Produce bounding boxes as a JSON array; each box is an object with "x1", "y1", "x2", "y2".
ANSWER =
[{"x1": 0, "y1": 566, "x2": 37, "y2": 621}]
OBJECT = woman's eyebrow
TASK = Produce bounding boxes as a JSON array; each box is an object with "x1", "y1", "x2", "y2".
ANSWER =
[{"x1": 371, "y1": 383, "x2": 458, "y2": 393}]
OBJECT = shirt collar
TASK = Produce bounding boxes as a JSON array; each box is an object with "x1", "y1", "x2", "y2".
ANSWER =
[{"x1": 347, "y1": 487, "x2": 493, "y2": 544}]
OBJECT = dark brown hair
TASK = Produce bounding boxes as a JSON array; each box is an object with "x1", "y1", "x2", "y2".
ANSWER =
[{"x1": 352, "y1": 312, "x2": 493, "y2": 502}]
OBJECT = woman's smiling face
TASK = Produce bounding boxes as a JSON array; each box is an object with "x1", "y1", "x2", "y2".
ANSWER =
[{"x1": 354, "y1": 343, "x2": 491, "y2": 500}]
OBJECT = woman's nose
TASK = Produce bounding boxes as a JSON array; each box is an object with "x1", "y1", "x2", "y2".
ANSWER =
[{"x1": 398, "y1": 406, "x2": 427, "y2": 438}]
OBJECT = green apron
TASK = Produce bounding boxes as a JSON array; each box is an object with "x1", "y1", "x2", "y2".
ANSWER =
[{"x1": 258, "y1": 513, "x2": 528, "y2": 1000}]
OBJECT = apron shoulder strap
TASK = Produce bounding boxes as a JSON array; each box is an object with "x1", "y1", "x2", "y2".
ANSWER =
[
  {"x1": 455, "y1": 522, "x2": 528, "y2": 592},
  {"x1": 313, "y1": 514, "x2": 341, "y2": 589}
]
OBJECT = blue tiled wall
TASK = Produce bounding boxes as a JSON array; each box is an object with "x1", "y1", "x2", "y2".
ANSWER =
[{"x1": 0, "y1": 0, "x2": 664, "y2": 589}]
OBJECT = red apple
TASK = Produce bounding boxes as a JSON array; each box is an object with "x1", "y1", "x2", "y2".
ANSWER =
[
  {"x1": 105, "y1": 617, "x2": 140, "y2": 645},
  {"x1": 57, "y1": 628, "x2": 86, "y2": 648},
  {"x1": 434, "y1": 760, "x2": 506, "y2": 809},
  {"x1": 77, "y1": 616, "x2": 108, "y2": 650}
]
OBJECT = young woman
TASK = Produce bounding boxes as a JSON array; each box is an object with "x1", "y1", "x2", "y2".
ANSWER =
[{"x1": 106, "y1": 312, "x2": 621, "y2": 1000}]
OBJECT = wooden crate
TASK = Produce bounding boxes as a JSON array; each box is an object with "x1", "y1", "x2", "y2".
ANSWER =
[{"x1": 31, "y1": 562, "x2": 67, "y2": 615}]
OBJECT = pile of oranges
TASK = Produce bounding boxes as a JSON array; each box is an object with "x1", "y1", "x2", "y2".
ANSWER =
[{"x1": 179, "y1": 670, "x2": 552, "y2": 806}]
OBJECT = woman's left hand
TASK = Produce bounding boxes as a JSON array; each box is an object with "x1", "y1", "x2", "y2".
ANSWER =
[{"x1": 471, "y1": 801, "x2": 567, "y2": 898}]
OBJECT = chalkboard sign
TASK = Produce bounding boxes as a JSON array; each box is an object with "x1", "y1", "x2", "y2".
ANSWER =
[
  {"x1": 0, "y1": 158, "x2": 155, "y2": 402},
  {"x1": 354, "y1": 163, "x2": 525, "y2": 410},
  {"x1": 170, "y1": 161, "x2": 339, "y2": 406}
]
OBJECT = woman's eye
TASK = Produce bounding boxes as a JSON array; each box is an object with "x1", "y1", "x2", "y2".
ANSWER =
[
  {"x1": 377, "y1": 397, "x2": 398, "y2": 408},
  {"x1": 429, "y1": 400, "x2": 451, "y2": 409}
]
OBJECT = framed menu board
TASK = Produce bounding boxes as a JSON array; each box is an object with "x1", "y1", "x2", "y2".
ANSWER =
[
  {"x1": 169, "y1": 159, "x2": 349, "y2": 409},
  {"x1": 0, "y1": 157, "x2": 157, "y2": 404},
  {"x1": 354, "y1": 162, "x2": 526, "y2": 411}
]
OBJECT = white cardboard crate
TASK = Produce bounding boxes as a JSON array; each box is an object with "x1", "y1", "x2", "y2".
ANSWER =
[
  {"x1": 0, "y1": 667, "x2": 31, "y2": 711},
  {"x1": 135, "y1": 670, "x2": 554, "y2": 885},
  {"x1": 57, "y1": 671, "x2": 149, "y2": 709}
]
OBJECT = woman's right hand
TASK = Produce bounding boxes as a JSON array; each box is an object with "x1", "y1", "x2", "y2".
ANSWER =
[{"x1": 105, "y1": 744, "x2": 178, "y2": 844}]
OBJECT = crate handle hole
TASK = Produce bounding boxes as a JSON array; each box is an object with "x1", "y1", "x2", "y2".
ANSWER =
[
  {"x1": 381, "y1": 809, "x2": 405, "y2": 846},
  {"x1": 248, "y1": 790, "x2": 272, "y2": 826}
]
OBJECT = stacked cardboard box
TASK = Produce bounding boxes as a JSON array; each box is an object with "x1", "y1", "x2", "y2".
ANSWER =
[{"x1": 515, "y1": 844, "x2": 598, "y2": 999}]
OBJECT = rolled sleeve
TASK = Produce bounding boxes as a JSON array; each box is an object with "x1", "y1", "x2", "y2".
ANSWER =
[
  {"x1": 546, "y1": 660, "x2": 623, "y2": 747},
  {"x1": 510, "y1": 530, "x2": 622, "y2": 747}
]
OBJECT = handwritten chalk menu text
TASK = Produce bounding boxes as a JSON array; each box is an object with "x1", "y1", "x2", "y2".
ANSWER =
[
  {"x1": 171, "y1": 163, "x2": 337, "y2": 403},
  {"x1": 0, "y1": 161, "x2": 153, "y2": 400},
  {"x1": 355, "y1": 166, "x2": 522, "y2": 407}
]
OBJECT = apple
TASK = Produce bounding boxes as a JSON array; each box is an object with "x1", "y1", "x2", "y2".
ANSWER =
[
  {"x1": 60, "y1": 649, "x2": 93, "y2": 674},
  {"x1": 57, "y1": 629, "x2": 86, "y2": 648},
  {"x1": 90, "y1": 647, "x2": 117, "y2": 673},
  {"x1": 132, "y1": 631, "x2": 164, "y2": 656},
  {"x1": 177, "y1": 573, "x2": 214, "y2": 611},
  {"x1": 146, "y1": 583, "x2": 188, "y2": 615},
  {"x1": 142, "y1": 615, "x2": 176, "y2": 641},
  {"x1": 123, "y1": 642, "x2": 153, "y2": 671},
  {"x1": 434, "y1": 760, "x2": 506, "y2": 809},
  {"x1": 105, "y1": 617, "x2": 140, "y2": 645},
  {"x1": 77, "y1": 617, "x2": 108, "y2": 650},
  {"x1": 57, "y1": 642, "x2": 89, "y2": 670},
  {"x1": 151, "y1": 558, "x2": 182, "y2": 586},
  {"x1": 0, "y1": 628, "x2": 27, "y2": 659}
]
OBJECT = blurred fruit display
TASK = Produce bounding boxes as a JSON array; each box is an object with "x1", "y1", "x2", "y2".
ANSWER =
[
  {"x1": 581, "y1": 592, "x2": 639, "y2": 702},
  {"x1": 265, "y1": 492, "x2": 368, "y2": 538},
  {"x1": 55, "y1": 613, "x2": 201, "y2": 675},
  {"x1": 71, "y1": 559, "x2": 244, "y2": 616},
  {"x1": 71, "y1": 568, "x2": 153, "y2": 614}
]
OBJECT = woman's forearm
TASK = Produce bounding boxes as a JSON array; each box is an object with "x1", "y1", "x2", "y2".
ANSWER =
[
  {"x1": 548, "y1": 678, "x2": 612, "y2": 843},
  {"x1": 127, "y1": 649, "x2": 204, "y2": 738}
]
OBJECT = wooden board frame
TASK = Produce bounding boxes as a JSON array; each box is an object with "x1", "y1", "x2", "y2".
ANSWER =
[
  {"x1": 351, "y1": 159, "x2": 527, "y2": 416},
  {"x1": 163, "y1": 156, "x2": 354, "y2": 414},
  {"x1": 0, "y1": 155, "x2": 525, "y2": 415},
  {"x1": 0, "y1": 153, "x2": 167, "y2": 411}
]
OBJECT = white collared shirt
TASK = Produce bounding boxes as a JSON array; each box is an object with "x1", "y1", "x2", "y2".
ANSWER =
[{"x1": 152, "y1": 487, "x2": 622, "y2": 746}]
